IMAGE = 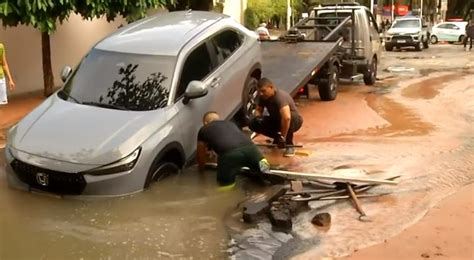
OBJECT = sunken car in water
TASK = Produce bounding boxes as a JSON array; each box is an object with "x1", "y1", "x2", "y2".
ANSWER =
[{"x1": 5, "y1": 11, "x2": 262, "y2": 196}]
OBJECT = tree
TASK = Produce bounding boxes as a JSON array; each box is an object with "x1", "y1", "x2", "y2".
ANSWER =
[
  {"x1": 166, "y1": 0, "x2": 213, "y2": 11},
  {"x1": 0, "y1": 0, "x2": 169, "y2": 97}
]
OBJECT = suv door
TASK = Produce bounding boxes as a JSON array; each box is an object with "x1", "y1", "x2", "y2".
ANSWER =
[
  {"x1": 208, "y1": 29, "x2": 245, "y2": 117},
  {"x1": 174, "y1": 41, "x2": 221, "y2": 157}
]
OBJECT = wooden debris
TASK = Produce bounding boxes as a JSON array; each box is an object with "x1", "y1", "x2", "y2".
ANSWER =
[{"x1": 269, "y1": 169, "x2": 400, "y2": 185}]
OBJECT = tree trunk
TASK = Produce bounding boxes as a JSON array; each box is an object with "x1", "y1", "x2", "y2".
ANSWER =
[{"x1": 41, "y1": 31, "x2": 54, "y2": 97}]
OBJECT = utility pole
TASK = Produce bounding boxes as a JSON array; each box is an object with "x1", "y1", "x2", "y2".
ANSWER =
[
  {"x1": 287, "y1": 0, "x2": 291, "y2": 30},
  {"x1": 420, "y1": 0, "x2": 423, "y2": 19},
  {"x1": 392, "y1": 0, "x2": 395, "y2": 21}
]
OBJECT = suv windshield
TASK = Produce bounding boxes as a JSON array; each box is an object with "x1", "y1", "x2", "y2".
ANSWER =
[
  {"x1": 59, "y1": 49, "x2": 176, "y2": 111},
  {"x1": 392, "y1": 19, "x2": 420, "y2": 28}
]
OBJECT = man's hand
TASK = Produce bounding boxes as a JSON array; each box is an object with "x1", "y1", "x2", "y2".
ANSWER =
[
  {"x1": 276, "y1": 134, "x2": 286, "y2": 149},
  {"x1": 197, "y1": 141, "x2": 208, "y2": 172}
]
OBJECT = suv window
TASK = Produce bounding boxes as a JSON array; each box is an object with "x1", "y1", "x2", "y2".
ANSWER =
[
  {"x1": 176, "y1": 43, "x2": 213, "y2": 101},
  {"x1": 210, "y1": 30, "x2": 243, "y2": 65}
]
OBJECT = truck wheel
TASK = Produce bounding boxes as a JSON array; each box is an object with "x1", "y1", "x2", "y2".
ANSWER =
[
  {"x1": 318, "y1": 64, "x2": 338, "y2": 101},
  {"x1": 430, "y1": 35, "x2": 438, "y2": 44},
  {"x1": 363, "y1": 57, "x2": 377, "y2": 86},
  {"x1": 385, "y1": 44, "x2": 393, "y2": 51}
]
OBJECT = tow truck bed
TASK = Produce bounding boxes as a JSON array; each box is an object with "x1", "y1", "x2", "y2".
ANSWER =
[{"x1": 261, "y1": 40, "x2": 341, "y2": 96}]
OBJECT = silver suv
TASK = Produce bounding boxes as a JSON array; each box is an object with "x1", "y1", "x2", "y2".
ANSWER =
[
  {"x1": 385, "y1": 17, "x2": 430, "y2": 51},
  {"x1": 5, "y1": 11, "x2": 262, "y2": 196}
]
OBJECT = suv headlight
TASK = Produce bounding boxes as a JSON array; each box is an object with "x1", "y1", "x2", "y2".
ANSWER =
[{"x1": 83, "y1": 147, "x2": 141, "y2": 176}]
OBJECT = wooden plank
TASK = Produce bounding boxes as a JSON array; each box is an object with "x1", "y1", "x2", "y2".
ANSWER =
[
  {"x1": 256, "y1": 143, "x2": 304, "y2": 148},
  {"x1": 269, "y1": 169, "x2": 399, "y2": 185}
]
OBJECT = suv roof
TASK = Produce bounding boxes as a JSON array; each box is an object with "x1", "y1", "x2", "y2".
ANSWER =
[{"x1": 95, "y1": 11, "x2": 228, "y2": 56}]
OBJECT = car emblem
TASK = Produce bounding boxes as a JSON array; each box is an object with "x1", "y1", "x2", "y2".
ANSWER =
[{"x1": 36, "y1": 173, "x2": 49, "y2": 186}]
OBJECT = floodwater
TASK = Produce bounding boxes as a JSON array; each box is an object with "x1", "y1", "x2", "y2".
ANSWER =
[
  {"x1": 1, "y1": 47, "x2": 473, "y2": 259},
  {"x1": 229, "y1": 69, "x2": 474, "y2": 258},
  {"x1": 0, "y1": 165, "x2": 263, "y2": 259}
]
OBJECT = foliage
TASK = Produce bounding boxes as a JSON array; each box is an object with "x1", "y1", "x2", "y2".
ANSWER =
[
  {"x1": 0, "y1": 0, "x2": 170, "y2": 96},
  {"x1": 244, "y1": 7, "x2": 259, "y2": 29}
]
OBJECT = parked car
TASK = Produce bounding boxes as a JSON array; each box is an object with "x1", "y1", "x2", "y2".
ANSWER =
[
  {"x1": 430, "y1": 21, "x2": 468, "y2": 44},
  {"x1": 5, "y1": 11, "x2": 262, "y2": 196},
  {"x1": 384, "y1": 17, "x2": 430, "y2": 51}
]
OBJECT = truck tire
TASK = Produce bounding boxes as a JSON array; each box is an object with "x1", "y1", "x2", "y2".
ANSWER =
[
  {"x1": 363, "y1": 57, "x2": 377, "y2": 86},
  {"x1": 385, "y1": 44, "x2": 394, "y2": 51},
  {"x1": 318, "y1": 63, "x2": 338, "y2": 101}
]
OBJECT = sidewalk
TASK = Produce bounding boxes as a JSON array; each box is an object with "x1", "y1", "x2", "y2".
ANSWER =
[{"x1": 0, "y1": 94, "x2": 44, "y2": 148}]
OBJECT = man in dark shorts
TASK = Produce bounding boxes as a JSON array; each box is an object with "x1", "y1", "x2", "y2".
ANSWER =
[
  {"x1": 249, "y1": 78, "x2": 303, "y2": 157},
  {"x1": 197, "y1": 111, "x2": 270, "y2": 189}
]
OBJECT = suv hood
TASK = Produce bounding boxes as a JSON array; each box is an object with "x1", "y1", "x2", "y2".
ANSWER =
[
  {"x1": 9, "y1": 94, "x2": 172, "y2": 165},
  {"x1": 388, "y1": 28, "x2": 420, "y2": 35}
]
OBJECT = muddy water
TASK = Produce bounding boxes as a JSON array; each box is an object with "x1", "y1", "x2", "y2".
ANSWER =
[
  {"x1": 0, "y1": 166, "x2": 258, "y2": 259},
  {"x1": 228, "y1": 70, "x2": 474, "y2": 259},
  {"x1": 290, "y1": 72, "x2": 474, "y2": 258}
]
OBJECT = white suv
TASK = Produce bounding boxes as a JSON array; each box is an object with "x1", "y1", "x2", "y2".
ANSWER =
[{"x1": 385, "y1": 17, "x2": 430, "y2": 51}]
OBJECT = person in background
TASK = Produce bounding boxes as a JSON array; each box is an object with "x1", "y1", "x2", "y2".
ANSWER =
[
  {"x1": 255, "y1": 23, "x2": 271, "y2": 40},
  {"x1": 0, "y1": 42, "x2": 15, "y2": 105},
  {"x1": 464, "y1": 20, "x2": 474, "y2": 51}
]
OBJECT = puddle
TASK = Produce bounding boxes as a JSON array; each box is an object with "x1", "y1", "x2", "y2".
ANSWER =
[
  {"x1": 396, "y1": 56, "x2": 438, "y2": 60},
  {"x1": 384, "y1": 66, "x2": 416, "y2": 73},
  {"x1": 0, "y1": 166, "x2": 264, "y2": 259},
  {"x1": 402, "y1": 73, "x2": 466, "y2": 99}
]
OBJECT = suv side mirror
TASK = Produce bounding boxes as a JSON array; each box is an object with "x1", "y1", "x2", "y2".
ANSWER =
[
  {"x1": 60, "y1": 66, "x2": 72, "y2": 82},
  {"x1": 183, "y1": 81, "x2": 208, "y2": 105}
]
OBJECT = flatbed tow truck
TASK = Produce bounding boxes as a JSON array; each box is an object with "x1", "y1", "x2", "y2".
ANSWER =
[{"x1": 256, "y1": 3, "x2": 382, "y2": 102}]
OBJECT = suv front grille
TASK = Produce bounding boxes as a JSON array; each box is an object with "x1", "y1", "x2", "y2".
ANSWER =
[
  {"x1": 392, "y1": 35, "x2": 413, "y2": 41},
  {"x1": 10, "y1": 160, "x2": 86, "y2": 195}
]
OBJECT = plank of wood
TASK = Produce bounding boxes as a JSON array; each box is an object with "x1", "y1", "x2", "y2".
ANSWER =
[
  {"x1": 269, "y1": 169, "x2": 399, "y2": 185},
  {"x1": 256, "y1": 143, "x2": 304, "y2": 148}
]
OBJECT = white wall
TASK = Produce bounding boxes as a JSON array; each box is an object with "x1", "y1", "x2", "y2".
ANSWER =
[
  {"x1": 0, "y1": 14, "x2": 125, "y2": 96},
  {"x1": 218, "y1": 0, "x2": 247, "y2": 24}
]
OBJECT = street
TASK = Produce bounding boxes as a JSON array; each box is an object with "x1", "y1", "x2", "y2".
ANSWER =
[{"x1": 1, "y1": 44, "x2": 473, "y2": 259}]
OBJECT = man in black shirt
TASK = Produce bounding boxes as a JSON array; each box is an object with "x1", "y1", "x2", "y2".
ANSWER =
[
  {"x1": 249, "y1": 78, "x2": 303, "y2": 157},
  {"x1": 197, "y1": 111, "x2": 270, "y2": 189}
]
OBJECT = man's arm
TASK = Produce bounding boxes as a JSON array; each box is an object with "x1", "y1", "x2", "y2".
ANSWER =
[
  {"x1": 279, "y1": 105, "x2": 291, "y2": 140},
  {"x1": 254, "y1": 105, "x2": 264, "y2": 117},
  {"x1": 197, "y1": 141, "x2": 208, "y2": 171}
]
